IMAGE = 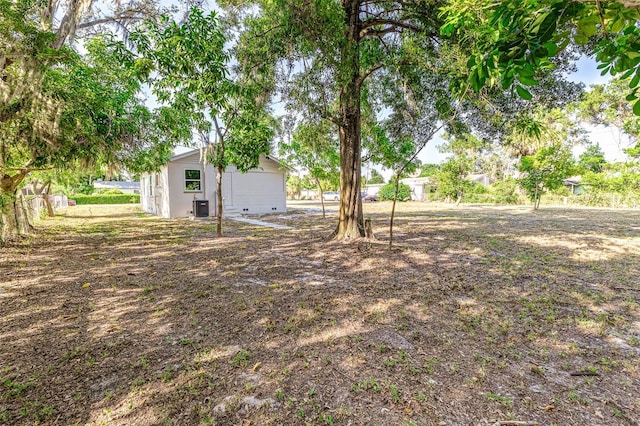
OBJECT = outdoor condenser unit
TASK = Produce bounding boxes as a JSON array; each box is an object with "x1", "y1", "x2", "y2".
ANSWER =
[{"x1": 193, "y1": 200, "x2": 209, "y2": 218}]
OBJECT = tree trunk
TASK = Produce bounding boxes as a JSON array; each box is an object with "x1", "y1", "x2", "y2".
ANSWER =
[
  {"x1": 33, "y1": 179, "x2": 55, "y2": 217},
  {"x1": 334, "y1": 0, "x2": 364, "y2": 239},
  {"x1": 315, "y1": 176, "x2": 326, "y2": 219},
  {"x1": 388, "y1": 174, "x2": 400, "y2": 250},
  {"x1": 1, "y1": 192, "x2": 33, "y2": 244},
  {"x1": 1, "y1": 195, "x2": 19, "y2": 243},
  {"x1": 1, "y1": 170, "x2": 33, "y2": 244},
  {"x1": 15, "y1": 195, "x2": 33, "y2": 234},
  {"x1": 216, "y1": 164, "x2": 224, "y2": 237},
  {"x1": 44, "y1": 194, "x2": 55, "y2": 217},
  {"x1": 211, "y1": 119, "x2": 226, "y2": 238},
  {"x1": 364, "y1": 217, "x2": 374, "y2": 239}
]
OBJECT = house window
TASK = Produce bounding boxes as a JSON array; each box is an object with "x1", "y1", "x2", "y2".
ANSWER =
[
  {"x1": 185, "y1": 169, "x2": 202, "y2": 191},
  {"x1": 148, "y1": 176, "x2": 153, "y2": 196}
]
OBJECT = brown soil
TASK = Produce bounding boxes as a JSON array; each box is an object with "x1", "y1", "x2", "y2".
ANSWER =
[{"x1": 1, "y1": 202, "x2": 639, "y2": 426}]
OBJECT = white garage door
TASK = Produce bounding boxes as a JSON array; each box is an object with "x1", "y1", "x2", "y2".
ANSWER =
[{"x1": 231, "y1": 171, "x2": 285, "y2": 214}]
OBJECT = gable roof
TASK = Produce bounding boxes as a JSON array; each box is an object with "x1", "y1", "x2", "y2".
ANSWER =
[
  {"x1": 170, "y1": 149, "x2": 203, "y2": 162},
  {"x1": 169, "y1": 149, "x2": 290, "y2": 170}
]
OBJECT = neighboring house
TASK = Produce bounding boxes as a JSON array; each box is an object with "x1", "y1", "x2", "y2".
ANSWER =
[
  {"x1": 400, "y1": 177, "x2": 434, "y2": 201},
  {"x1": 468, "y1": 173, "x2": 492, "y2": 187},
  {"x1": 364, "y1": 177, "x2": 434, "y2": 201},
  {"x1": 141, "y1": 150, "x2": 287, "y2": 218},
  {"x1": 93, "y1": 180, "x2": 140, "y2": 194},
  {"x1": 363, "y1": 183, "x2": 383, "y2": 197},
  {"x1": 563, "y1": 177, "x2": 585, "y2": 195}
]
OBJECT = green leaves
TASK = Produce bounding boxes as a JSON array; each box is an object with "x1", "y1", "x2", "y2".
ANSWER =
[
  {"x1": 516, "y1": 85, "x2": 533, "y2": 100},
  {"x1": 440, "y1": 1, "x2": 640, "y2": 115},
  {"x1": 134, "y1": 8, "x2": 228, "y2": 114}
]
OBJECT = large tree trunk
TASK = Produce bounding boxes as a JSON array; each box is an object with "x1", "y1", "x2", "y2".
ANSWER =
[
  {"x1": 1, "y1": 171, "x2": 32, "y2": 244},
  {"x1": 334, "y1": 0, "x2": 364, "y2": 239},
  {"x1": 1, "y1": 192, "x2": 33, "y2": 244}
]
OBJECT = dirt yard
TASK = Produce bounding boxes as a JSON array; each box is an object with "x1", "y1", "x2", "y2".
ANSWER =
[{"x1": 1, "y1": 202, "x2": 639, "y2": 425}]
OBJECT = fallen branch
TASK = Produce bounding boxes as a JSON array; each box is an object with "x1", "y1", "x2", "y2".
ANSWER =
[{"x1": 570, "y1": 372, "x2": 600, "y2": 376}]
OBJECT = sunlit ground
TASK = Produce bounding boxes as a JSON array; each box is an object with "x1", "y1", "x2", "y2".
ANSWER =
[{"x1": 1, "y1": 202, "x2": 638, "y2": 425}]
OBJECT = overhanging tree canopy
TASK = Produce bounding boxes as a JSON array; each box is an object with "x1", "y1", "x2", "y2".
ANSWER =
[
  {"x1": 232, "y1": 0, "x2": 585, "y2": 239},
  {"x1": 0, "y1": 0, "x2": 179, "y2": 243},
  {"x1": 440, "y1": 1, "x2": 640, "y2": 106}
]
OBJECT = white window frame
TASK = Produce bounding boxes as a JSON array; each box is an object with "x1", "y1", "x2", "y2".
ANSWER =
[{"x1": 184, "y1": 169, "x2": 202, "y2": 192}]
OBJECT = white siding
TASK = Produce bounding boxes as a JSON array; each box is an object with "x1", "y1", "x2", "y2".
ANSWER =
[
  {"x1": 158, "y1": 168, "x2": 171, "y2": 218},
  {"x1": 143, "y1": 152, "x2": 287, "y2": 218},
  {"x1": 167, "y1": 157, "x2": 215, "y2": 218},
  {"x1": 229, "y1": 171, "x2": 286, "y2": 214},
  {"x1": 223, "y1": 157, "x2": 286, "y2": 214},
  {"x1": 140, "y1": 173, "x2": 157, "y2": 215}
]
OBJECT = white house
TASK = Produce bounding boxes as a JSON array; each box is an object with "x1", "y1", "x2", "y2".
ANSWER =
[
  {"x1": 141, "y1": 150, "x2": 287, "y2": 218},
  {"x1": 468, "y1": 173, "x2": 492, "y2": 187},
  {"x1": 364, "y1": 177, "x2": 434, "y2": 201}
]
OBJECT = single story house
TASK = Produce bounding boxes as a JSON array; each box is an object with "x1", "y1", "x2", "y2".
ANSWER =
[
  {"x1": 140, "y1": 150, "x2": 287, "y2": 218},
  {"x1": 468, "y1": 173, "x2": 492, "y2": 187},
  {"x1": 364, "y1": 177, "x2": 434, "y2": 201},
  {"x1": 93, "y1": 180, "x2": 140, "y2": 194},
  {"x1": 563, "y1": 177, "x2": 585, "y2": 195}
]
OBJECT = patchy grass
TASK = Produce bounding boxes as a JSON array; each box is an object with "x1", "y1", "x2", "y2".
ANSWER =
[{"x1": 0, "y1": 202, "x2": 639, "y2": 425}]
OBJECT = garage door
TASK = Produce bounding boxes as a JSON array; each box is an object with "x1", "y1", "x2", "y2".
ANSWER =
[{"x1": 231, "y1": 171, "x2": 285, "y2": 214}]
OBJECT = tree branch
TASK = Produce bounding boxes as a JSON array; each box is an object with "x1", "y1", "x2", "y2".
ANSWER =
[
  {"x1": 76, "y1": 14, "x2": 147, "y2": 30},
  {"x1": 357, "y1": 62, "x2": 385, "y2": 87},
  {"x1": 359, "y1": 19, "x2": 421, "y2": 39}
]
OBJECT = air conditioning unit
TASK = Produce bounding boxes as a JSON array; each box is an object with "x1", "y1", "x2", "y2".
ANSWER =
[{"x1": 192, "y1": 199, "x2": 209, "y2": 218}]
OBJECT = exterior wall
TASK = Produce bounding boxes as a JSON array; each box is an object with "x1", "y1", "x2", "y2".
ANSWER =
[
  {"x1": 400, "y1": 178, "x2": 433, "y2": 201},
  {"x1": 117, "y1": 188, "x2": 139, "y2": 194},
  {"x1": 142, "y1": 152, "x2": 287, "y2": 218},
  {"x1": 366, "y1": 179, "x2": 432, "y2": 201},
  {"x1": 167, "y1": 156, "x2": 216, "y2": 218},
  {"x1": 222, "y1": 157, "x2": 286, "y2": 214},
  {"x1": 140, "y1": 172, "x2": 156, "y2": 215},
  {"x1": 48, "y1": 194, "x2": 68, "y2": 209},
  {"x1": 157, "y1": 168, "x2": 171, "y2": 218},
  {"x1": 469, "y1": 174, "x2": 491, "y2": 187},
  {"x1": 140, "y1": 170, "x2": 171, "y2": 217},
  {"x1": 364, "y1": 184, "x2": 383, "y2": 196}
]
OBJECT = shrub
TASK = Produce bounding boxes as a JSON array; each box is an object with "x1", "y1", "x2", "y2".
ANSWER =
[
  {"x1": 468, "y1": 182, "x2": 489, "y2": 194},
  {"x1": 73, "y1": 194, "x2": 140, "y2": 205},
  {"x1": 491, "y1": 179, "x2": 520, "y2": 205},
  {"x1": 96, "y1": 188, "x2": 124, "y2": 194},
  {"x1": 463, "y1": 192, "x2": 495, "y2": 203},
  {"x1": 378, "y1": 182, "x2": 411, "y2": 201}
]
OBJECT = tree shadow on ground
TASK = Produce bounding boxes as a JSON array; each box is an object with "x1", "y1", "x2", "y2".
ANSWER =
[{"x1": 0, "y1": 204, "x2": 638, "y2": 425}]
